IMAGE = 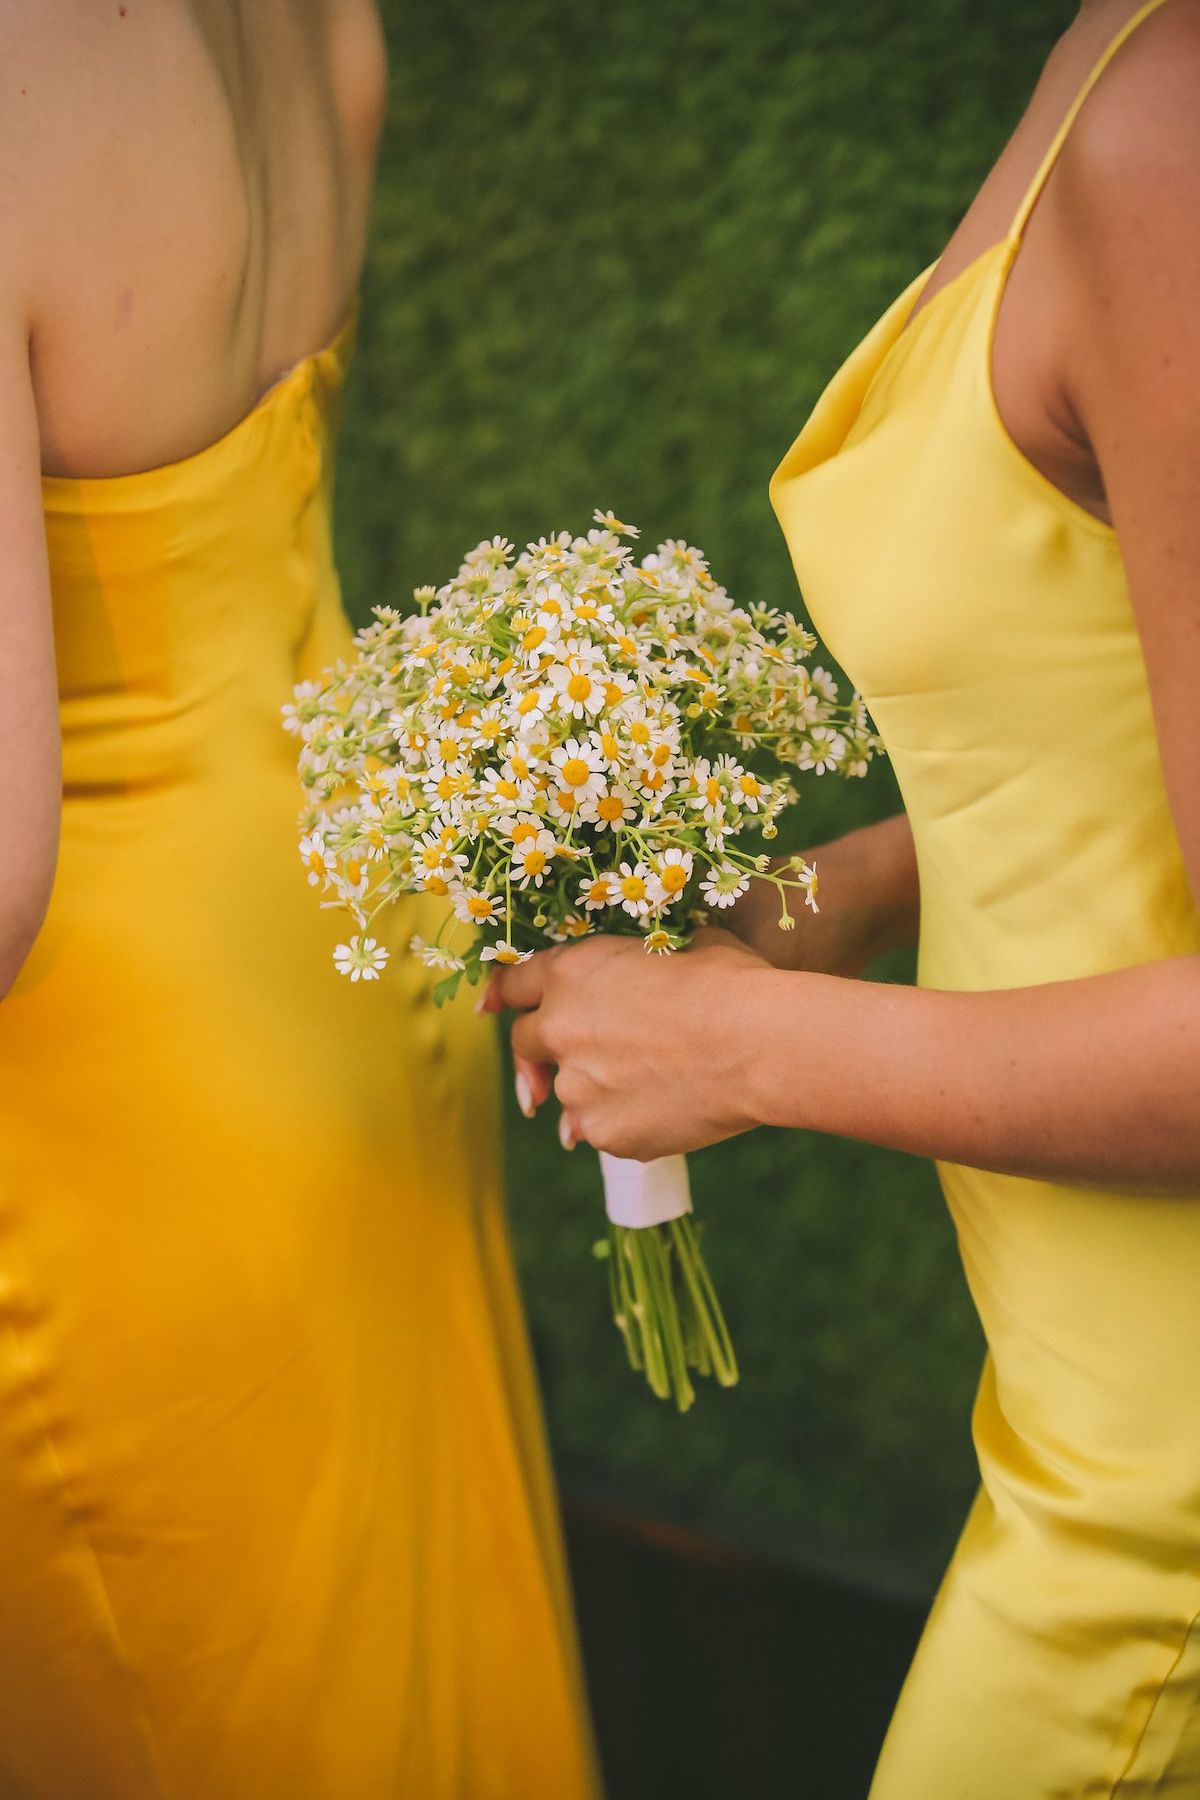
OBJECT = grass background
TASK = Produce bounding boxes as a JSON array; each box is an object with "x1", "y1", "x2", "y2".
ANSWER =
[{"x1": 335, "y1": 0, "x2": 1071, "y2": 1594}]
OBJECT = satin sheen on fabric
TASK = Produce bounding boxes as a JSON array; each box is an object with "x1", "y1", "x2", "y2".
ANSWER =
[
  {"x1": 770, "y1": 2, "x2": 1200, "y2": 1793},
  {"x1": 0, "y1": 302, "x2": 601, "y2": 1798}
]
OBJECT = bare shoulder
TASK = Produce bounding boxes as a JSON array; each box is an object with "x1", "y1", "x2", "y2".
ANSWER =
[
  {"x1": 0, "y1": 2, "x2": 159, "y2": 265},
  {"x1": 1057, "y1": 0, "x2": 1200, "y2": 209},
  {"x1": 1048, "y1": 0, "x2": 1200, "y2": 383}
]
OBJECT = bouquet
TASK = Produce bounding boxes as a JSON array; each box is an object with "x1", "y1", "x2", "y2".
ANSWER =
[{"x1": 286, "y1": 512, "x2": 878, "y2": 1410}]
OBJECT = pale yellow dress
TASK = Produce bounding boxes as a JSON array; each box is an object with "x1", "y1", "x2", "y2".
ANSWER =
[
  {"x1": 0, "y1": 298, "x2": 601, "y2": 1798},
  {"x1": 770, "y1": 2, "x2": 1200, "y2": 1791}
]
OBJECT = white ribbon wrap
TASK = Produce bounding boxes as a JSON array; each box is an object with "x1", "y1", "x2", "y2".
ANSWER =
[{"x1": 599, "y1": 1152, "x2": 693, "y2": 1229}]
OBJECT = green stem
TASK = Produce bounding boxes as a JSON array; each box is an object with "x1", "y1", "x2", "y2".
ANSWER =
[{"x1": 671, "y1": 1217, "x2": 739, "y2": 1386}]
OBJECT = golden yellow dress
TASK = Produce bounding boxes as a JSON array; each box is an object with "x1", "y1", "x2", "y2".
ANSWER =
[
  {"x1": 0, "y1": 300, "x2": 601, "y2": 1799},
  {"x1": 770, "y1": 2, "x2": 1200, "y2": 1792}
]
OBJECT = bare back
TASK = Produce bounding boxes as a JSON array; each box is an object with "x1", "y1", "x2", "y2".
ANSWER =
[{"x1": 15, "y1": 0, "x2": 387, "y2": 479}]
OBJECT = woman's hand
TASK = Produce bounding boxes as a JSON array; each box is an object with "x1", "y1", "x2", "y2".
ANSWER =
[
  {"x1": 729, "y1": 812, "x2": 919, "y2": 978},
  {"x1": 484, "y1": 928, "x2": 775, "y2": 1160}
]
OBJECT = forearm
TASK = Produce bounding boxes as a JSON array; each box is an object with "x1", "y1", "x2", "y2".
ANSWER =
[{"x1": 732, "y1": 953, "x2": 1200, "y2": 1192}]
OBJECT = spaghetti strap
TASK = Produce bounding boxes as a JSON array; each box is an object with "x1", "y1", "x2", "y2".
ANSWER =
[{"x1": 1009, "y1": 0, "x2": 1175, "y2": 241}]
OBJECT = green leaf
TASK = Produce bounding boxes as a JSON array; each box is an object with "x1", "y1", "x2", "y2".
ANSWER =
[{"x1": 432, "y1": 970, "x2": 464, "y2": 1006}]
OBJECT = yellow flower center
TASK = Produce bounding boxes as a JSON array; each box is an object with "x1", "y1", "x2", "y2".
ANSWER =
[
  {"x1": 523, "y1": 850, "x2": 548, "y2": 877},
  {"x1": 643, "y1": 769, "x2": 665, "y2": 791},
  {"x1": 495, "y1": 778, "x2": 519, "y2": 800},
  {"x1": 518, "y1": 691, "x2": 541, "y2": 715},
  {"x1": 705, "y1": 778, "x2": 721, "y2": 805},
  {"x1": 439, "y1": 737, "x2": 459, "y2": 760},
  {"x1": 739, "y1": 774, "x2": 762, "y2": 797},
  {"x1": 424, "y1": 875, "x2": 450, "y2": 896},
  {"x1": 479, "y1": 718, "x2": 502, "y2": 740},
  {"x1": 600, "y1": 732, "x2": 621, "y2": 759},
  {"x1": 567, "y1": 673, "x2": 592, "y2": 702},
  {"x1": 306, "y1": 849, "x2": 326, "y2": 874},
  {"x1": 437, "y1": 776, "x2": 456, "y2": 801},
  {"x1": 621, "y1": 875, "x2": 646, "y2": 902},
  {"x1": 588, "y1": 880, "x2": 610, "y2": 904},
  {"x1": 652, "y1": 743, "x2": 671, "y2": 767},
  {"x1": 597, "y1": 796, "x2": 625, "y2": 823},
  {"x1": 564, "y1": 916, "x2": 590, "y2": 937},
  {"x1": 421, "y1": 845, "x2": 443, "y2": 869},
  {"x1": 511, "y1": 821, "x2": 539, "y2": 844},
  {"x1": 555, "y1": 790, "x2": 578, "y2": 813},
  {"x1": 660, "y1": 865, "x2": 687, "y2": 895},
  {"x1": 496, "y1": 946, "x2": 522, "y2": 964},
  {"x1": 345, "y1": 860, "x2": 363, "y2": 885},
  {"x1": 449, "y1": 666, "x2": 471, "y2": 688},
  {"x1": 510, "y1": 756, "x2": 530, "y2": 779},
  {"x1": 561, "y1": 757, "x2": 591, "y2": 787},
  {"x1": 468, "y1": 895, "x2": 495, "y2": 920},
  {"x1": 630, "y1": 722, "x2": 650, "y2": 746},
  {"x1": 522, "y1": 626, "x2": 547, "y2": 652}
]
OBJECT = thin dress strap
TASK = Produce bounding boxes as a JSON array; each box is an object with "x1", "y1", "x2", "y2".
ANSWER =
[{"x1": 1009, "y1": 0, "x2": 1175, "y2": 241}]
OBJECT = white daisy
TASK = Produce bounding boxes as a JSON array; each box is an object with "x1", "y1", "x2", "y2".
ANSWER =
[
  {"x1": 579, "y1": 783, "x2": 636, "y2": 831},
  {"x1": 567, "y1": 590, "x2": 617, "y2": 630},
  {"x1": 578, "y1": 871, "x2": 619, "y2": 911},
  {"x1": 512, "y1": 686, "x2": 558, "y2": 736},
  {"x1": 699, "y1": 865, "x2": 750, "y2": 909},
  {"x1": 415, "y1": 831, "x2": 469, "y2": 880},
  {"x1": 615, "y1": 862, "x2": 654, "y2": 919},
  {"x1": 798, "y1": 727, "x2": 846, "y2": 774},
  {"x1": 549, "y1": 913, "x2": 593, "y2": 942},
  {"x1": 593, "y1": 509, "x2": 640, "y2": 538},
  {"x1": 299, "y1": 832, "x2": 336, "y2": 888},
  {"x1": 650, "y1": 847, "x2": 693, "y2": 905},
  {"x1": 409, "y1": 936, "x2": 467, "y2": 973},
  {"x1": 547, "y1": 647, "x2": 607, "y2": 720},
  {"x1": 480, "y1": 939, "x2": 534, "y2": 966},
  {"x1": 689, "y1": 759, "x2": 729, "y2": 826},
  {"x1": 718, "y1": 757, "x2": 766, "y2": 813},
  {"x1": 452, "y1": 888, "x2": 502, "y2": 926},
  {"x1": 479, "y1": 765, "x2": 528, "y2": 810},
  {"x1": 513, "y1": 828, "x2": 557, "y2": 889},
  {"x1": 550, "y1": 737, "x2": 607, "y2": 801},
  {"x1": 281, "y1": 680, "x2": 321, "y2": 736},
  {"x1": 333, "y1": 935, "x2": 390, "y2": 982}
]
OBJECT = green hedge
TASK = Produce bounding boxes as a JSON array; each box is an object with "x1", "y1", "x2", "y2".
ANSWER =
[{"x1": 336, "y1": 0, "x2": 1068, "y2": 1591}]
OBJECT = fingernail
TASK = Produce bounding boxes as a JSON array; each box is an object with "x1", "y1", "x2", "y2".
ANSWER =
[
  {"x1": 558, "y1": 1112, "x2": 577, "y2": 1152},
  {"x1": 515, "y1": 1070, "x2": 535, "y2": 1119}
]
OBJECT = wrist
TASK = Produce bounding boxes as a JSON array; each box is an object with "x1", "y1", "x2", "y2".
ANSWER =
[{"x1": 721, "y1": 963, "x2": 809, "y2": 1134}]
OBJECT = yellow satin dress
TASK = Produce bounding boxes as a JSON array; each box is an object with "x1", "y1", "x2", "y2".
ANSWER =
[
  {"x1": 770, "y1": 3, "x2": 1200, "y2": 1792},
  {"x1": 0, "y1": 299, "x2": 601, "y2": 1799}
]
